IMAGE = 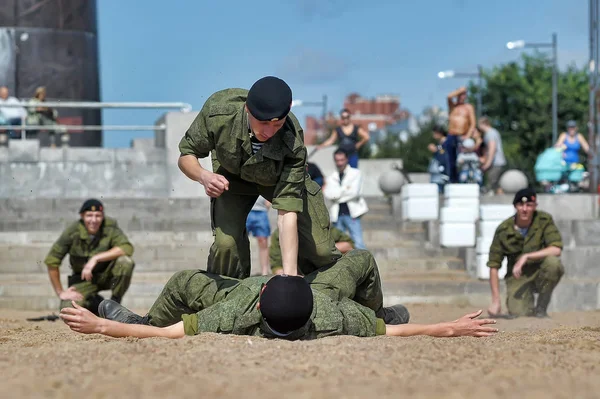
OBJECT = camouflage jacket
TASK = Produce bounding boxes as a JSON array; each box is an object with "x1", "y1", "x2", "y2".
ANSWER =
[
  {"x1": 487, "y1": 210, "x2": 563, "y2": 277},
  {"x1": 181, "y1": 276, "x2": 385, "y2": 339},
  {"x1": 44, "y1": 217, "x2": 134, "y2": 273},
  {"x1": 269, "y1": 226, "x2": 354, "y2": 272},
  {"x1": 178, "y1": 88, "x2": 308, "y2": 213}
]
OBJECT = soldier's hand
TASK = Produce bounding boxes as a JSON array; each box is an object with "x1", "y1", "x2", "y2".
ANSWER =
[
  {"x1": 59, "y1": 287, "x2": 84, "y2": 301},
  {"x1": 59, "y1": 301, "x2": 102, "y2": 334},
  {"x1": 200, "y1": 172, "x2": 230, "y2": 198},
  {"x1": 512, "y1": 255, "x2": 527, "y2": 279},
  {"x1": 81, "y1": 258, "x2": 97, "y2": 281},
  {"x1": 449, "y1": 310, "x2": 498, "y2": 337},
  {"x1": 487, "y1": 301, "x2": 501, "y2": 316}
]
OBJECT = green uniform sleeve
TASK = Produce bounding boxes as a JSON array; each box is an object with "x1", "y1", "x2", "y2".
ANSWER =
[
  {"x1": 331, "y1": 227, "x2": 354, "y2": 246},
  {"x1": 376, "y1": 318, "x2": 386, "y2": 335},
  {"x1": 271, "y1": 146, "x2": 307, "y2": 213},
  {"x1": 181, "y1": 313, "x2": 199, "y2": 336},
  {"x1": 269, "y1": 228, "x2": 283, "y2": 273},
  {"x1": 109, "y1": 224, "x2": 134, "y2": 256},
  {"x1": 178, "y1": 106, "x2": 214, "y2": 158},
  {"x1": 311, "y1": 296, "x2": 378, "y2": 338},
  {"x1": 487, "y1": 225, "x2": 504, "y2": 269},
  {"x1": 542, "y1": 217, "x2": 563, "y2": 249},
  {"x1": 44, "y1": 228, "x2": 73, "y2": 268}
]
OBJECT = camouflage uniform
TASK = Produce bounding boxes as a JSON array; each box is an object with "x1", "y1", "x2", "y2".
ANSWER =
[
  {"x1": 487, "y1": 210, "x2": 564, "y2": 316},
  {"x1": 44, "y1": 217, "x2": 135, "y2": 313},
  {"x1": 179, "y1": 89, "x2": 341, "y2": 279},
  {"x1": 269, "y1": 226, "x2": 354, "y2": 275},
  {"x1": 145, "y1": 249, "x2": 386, "y2": 339}
]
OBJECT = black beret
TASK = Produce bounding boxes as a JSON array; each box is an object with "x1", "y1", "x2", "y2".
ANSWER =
[
  {"x1": 513, "y1": 188, "x2": 537, "y2": 205},
  {"x1": 246, "y1": 76, "x2": 292, "y2": 122},
  {"x1": 259, "y1": 275, "x2": 313, "y2": 336},
  {"x1": 80, "y1": 198, "x2": 104, "y2": 213}
]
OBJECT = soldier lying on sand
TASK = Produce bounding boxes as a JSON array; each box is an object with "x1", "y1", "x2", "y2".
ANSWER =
[{"x1": 60, "y1": 250, "x2": 498, "y2": 340}]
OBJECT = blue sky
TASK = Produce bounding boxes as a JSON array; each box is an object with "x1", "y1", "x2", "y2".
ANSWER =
[{"x1": 98, "y1": 0, "x2": 589, "y2": 147}]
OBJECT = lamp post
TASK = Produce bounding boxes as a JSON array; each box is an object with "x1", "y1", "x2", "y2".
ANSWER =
[
  {"x1": 506, "y1": 33, "x2": 558, "y2": 144},
  {"x1": 292, "y1": 95, "x2": 328, "y2": 139},
  {"x1": 437, "y1": 65, "x2": 484, "y2": 119}
]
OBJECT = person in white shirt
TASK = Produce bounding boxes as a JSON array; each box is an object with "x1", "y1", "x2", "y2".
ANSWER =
[
  {"x1": 323, "y1": 149, "x2": 368, "y2": 249},
  {"x1": 0, "y1": 86, "x2": 26, "y2": 139}
]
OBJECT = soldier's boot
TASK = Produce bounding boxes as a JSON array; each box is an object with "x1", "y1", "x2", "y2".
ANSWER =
[
  {"x1": 377, "y1": 304, "x2": 410, "y2": 325},
  {"x1": 88, "y1": 294, "x2": 105, "y2": 316},
  {"x1": 534, "y1": 292, "x2": 552, "y2": 318},
  {"x1": 99, "y1": 299, "x2": 148, "y2": 325}
]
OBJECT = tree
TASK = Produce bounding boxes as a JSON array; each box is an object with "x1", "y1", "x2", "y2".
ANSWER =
[
  {"x1": 373, "y1": 107, "x2": 446, "y2": 173},
  {"x1": 468, "y1": 53, "x2": 589, "y2": 183}
]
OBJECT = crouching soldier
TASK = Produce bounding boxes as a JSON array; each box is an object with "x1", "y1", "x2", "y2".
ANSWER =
[
  {"x1": 44, "y1": 199, "x2": 135, "y2": 315},
  {"x1": 487, "y1": 188, "x2": 564, "y2": 318}
]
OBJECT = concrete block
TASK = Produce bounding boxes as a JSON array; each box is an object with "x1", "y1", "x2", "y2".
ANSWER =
[
  {"x1": 64, "y1": 148, "x2": 114, "y2": 163},
  {"x1": 440, "y1": 222, "x2": 475, "y2": 247},
  {"x1": 479, "y1": 204, "x2": 514, "y2": 221},
  {"x1": 131, "y1": 138, "x2": 156, "y2": 150},
  {"x1": 481, "y1": 193, "x2": 598, "y2": 221},
  {"x1": 440, "y1": 206, "x2": 476, "y2": 223},
  {"x1": 475, "y1": 253, "x2": 507, "y2": 279},
  {"x1": 0, "y1": 147, "x2": 9, "y2": 162},
  {"x1": 401, "y1": 183, "x2": 438, "y2": 198},
  {"x1": 39, "y1": 148, "x2": 66, "y2": 162},
  {"x1": 479, "y1": 220, "x2": 502, "y2": 239},
  {"x1": 549, "y1": 280, "x2": 600, "y2": 312},
  {"x1": 114, "y1": 148, "x2": 166, "y2": 164},
  {"x1": 572, "y1": 220, "x2": 600, "y2": 246},
  {"x1": 8, "y1": 140, "x2": 40, "y2": 162},
  {"x1": 561, "y1": 246, "x2": 600, "y2": 279},
  {"x1": 444, "y1": 184, "x2": 479, "y2": 198},
  {"x1": 402, "y1": 197, "x2": 438, "y2": 221}
]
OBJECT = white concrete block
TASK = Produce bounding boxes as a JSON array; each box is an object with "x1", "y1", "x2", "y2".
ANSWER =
[
  {"x1": 444, "y1": 184, "x2": 480, "y2": 198},
  {"x1": 440, "y1": 222, "x2": 476, "y2": 247},
  {"x1": 440, "y1": 206, "x2": 477, "y2": 223},
  {"x1": 401, "y1": 183, "x2": 439, "y2": 199},
  {"x1": 402, "y1": 197, "x2": 439, "y2": 220},
  {"x1": 476, "y1": 253, "x2": 508, "y2": 280},
  {"x1": 479, "y1": 220, "x2": 503, "y2": 239},
  {"x1": 476, "y1": 237, "x2": 493, "y2": 254},
  {"x1": 480, "y1": 204, "x2": 514, "y2": 221}
]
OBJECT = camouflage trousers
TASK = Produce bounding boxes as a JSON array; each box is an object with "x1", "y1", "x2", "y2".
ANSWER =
[
  {"x1": 146, "y1": 249, "x2": 383, "y2": 327},
  {"x1": 506, "y1": 255, "x2": 564, "y2": 316},
  {"x1": 208, "y1": 178, "x2": 342, "y2": 279},
  {"x1": 60, "y1": 255, "x2": 135, "y2": 314}
]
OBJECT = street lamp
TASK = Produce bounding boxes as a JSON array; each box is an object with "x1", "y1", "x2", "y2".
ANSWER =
[
  {"x1": 437, "y1": 65, "x2": 484, "y2": 119},
  {"x1": 506, "y1": 33, "x2": 558, "y2": 144},
  {"x1": 291, "y1": 95, "x2": 328, "y2": 138}
]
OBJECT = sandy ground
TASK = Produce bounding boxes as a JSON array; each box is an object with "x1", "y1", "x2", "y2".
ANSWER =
[{"x1": 1, "y1": 303, "x2": 600, "y2": 399}]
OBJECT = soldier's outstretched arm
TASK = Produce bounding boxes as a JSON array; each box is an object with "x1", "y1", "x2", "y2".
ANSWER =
[
  {"x1": 60, "y1": 302, "x2": 185, "y2": 339},
  {"x1": 385, "y1": 310, "x2": 498, "y2": 338}
]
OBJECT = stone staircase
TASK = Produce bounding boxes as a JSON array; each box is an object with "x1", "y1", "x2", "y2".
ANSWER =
[{"x1": 0, "y1": 197, "x2": 486, "y2": 312}]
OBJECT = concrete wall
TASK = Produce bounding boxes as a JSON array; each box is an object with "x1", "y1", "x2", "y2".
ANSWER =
[{"x1": 0, "y1": 140, "x2": 169, "y2": 198}]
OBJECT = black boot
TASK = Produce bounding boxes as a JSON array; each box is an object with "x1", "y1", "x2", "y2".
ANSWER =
[
  {"x1": 98, "y1": 299, "x2": 148, "y2": 325},
  {"x1": 534, "y1": 292, "x2": 552, "y2": 318},
  {"x1": 376, "y1": 304, "x2": 410, "y2": 325},
  {"x1": 110, "y1": 295, "x2": 122, "y2": 304}
]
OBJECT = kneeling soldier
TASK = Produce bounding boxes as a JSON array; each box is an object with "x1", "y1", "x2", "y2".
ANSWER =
[
  {"x1": 487, "y1": 188, "x2": 564, "y2": 318},
  {"x1": 44, "y1": 199, "x2": 135, "y2": 315}
]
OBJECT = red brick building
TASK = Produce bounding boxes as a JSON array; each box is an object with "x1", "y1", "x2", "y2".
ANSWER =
[{"x1": 304, "y1": 93, "x2": 409, "y2": 144}]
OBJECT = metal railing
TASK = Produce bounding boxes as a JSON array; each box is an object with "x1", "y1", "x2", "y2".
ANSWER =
[{"x1": 0, "y1": 100, "x2": 191, "y2": 141}]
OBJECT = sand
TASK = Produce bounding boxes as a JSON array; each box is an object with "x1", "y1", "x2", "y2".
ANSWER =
[{"x1": 1, "y1": 303, "x2": 600, "y2": 399}]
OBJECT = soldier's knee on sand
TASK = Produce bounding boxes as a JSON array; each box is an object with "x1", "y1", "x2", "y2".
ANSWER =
[
  {"x1": 113, "y1": 255, "x2": 135, "y2": 276},
  {"x1": 540, "y1": 256, "x2": 564, "y2": 279}
]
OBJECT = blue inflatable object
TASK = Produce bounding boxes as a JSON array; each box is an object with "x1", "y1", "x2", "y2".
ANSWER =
[
  {"x1": 534, "y1": 148, "x2": 564, "y2": 182},
  {"x1": 535, "y1": 147, "x2": 585, "y2": 183}
]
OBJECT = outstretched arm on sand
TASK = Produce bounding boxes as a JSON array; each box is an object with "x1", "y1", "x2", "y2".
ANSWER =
[
  {"x1": 60, "y1": 302, "x2": 185, "y2": 339},
  {"x1": 385, "y1": 310, "x2": 498, "y2": 338}
]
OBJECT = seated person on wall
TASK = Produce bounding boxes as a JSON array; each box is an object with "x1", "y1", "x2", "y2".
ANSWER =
[
  {"x1": 487, "y1": 188, "x2": 564, "y2": 318},
  {"x1": 60, "y1": 250, "x2": 498, "y2": 340},
  {"x1": 44, "y1": 199, "x2": 136, "y2": 315},
  {"x1": 269, "y1": 226, "x2": 354, "y2": 275}
]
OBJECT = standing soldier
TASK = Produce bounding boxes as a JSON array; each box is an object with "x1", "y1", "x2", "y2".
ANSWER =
[
  {"x1": 44, "y1": 199, "x2": 135, "y2": 315},
  {"x1": 487, "y1": 188, "x2": 564, "y2": 318},
  {"x1": 178, "y1": 76, "x2": 340, "y2": 279}
]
